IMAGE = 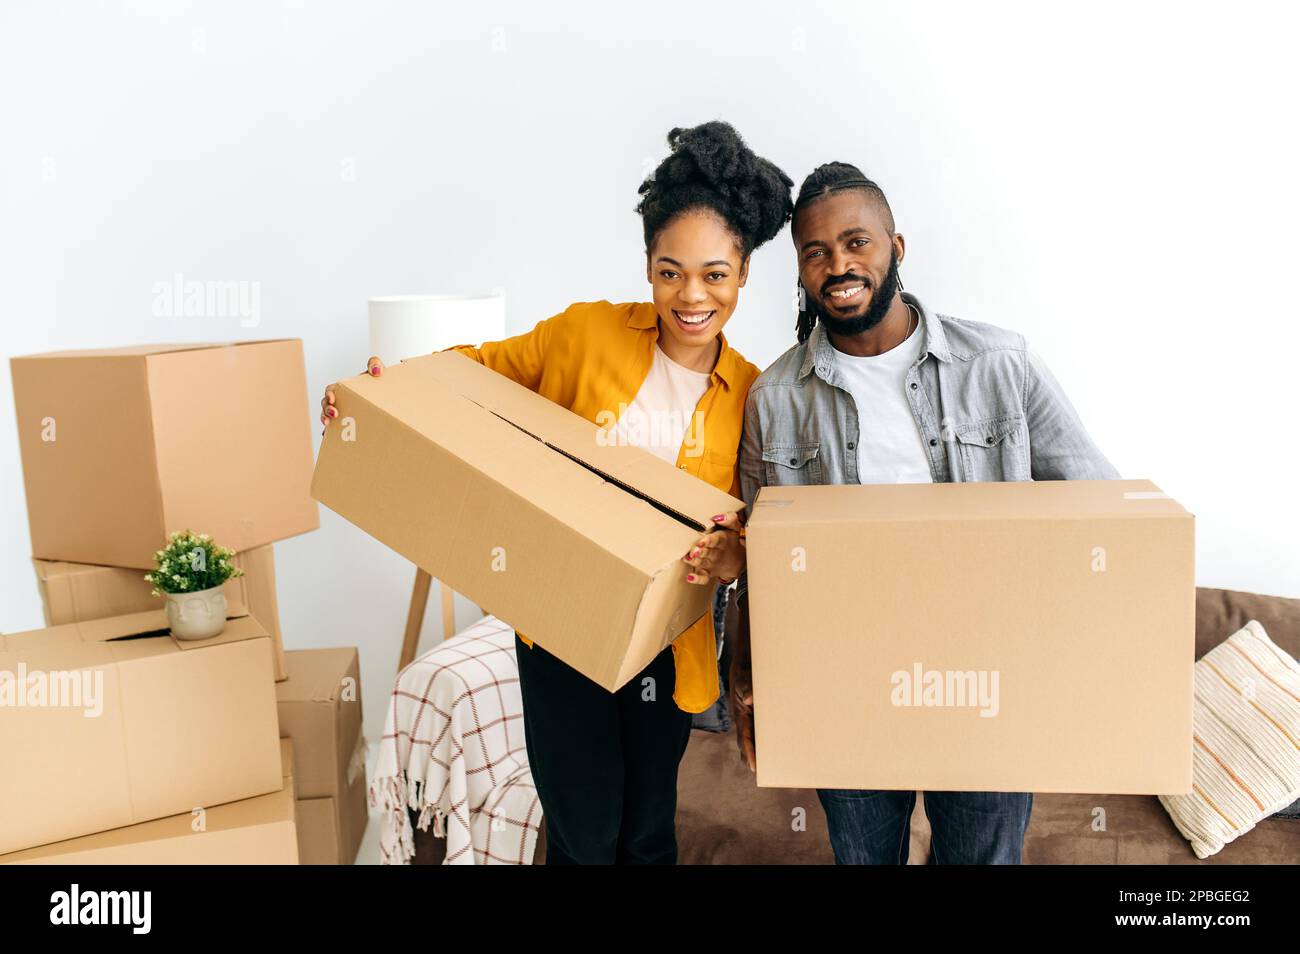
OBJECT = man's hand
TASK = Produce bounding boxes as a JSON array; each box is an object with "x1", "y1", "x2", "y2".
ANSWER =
[{"x1": 730, "y1": 659, "x2": 756, "y2": 773}]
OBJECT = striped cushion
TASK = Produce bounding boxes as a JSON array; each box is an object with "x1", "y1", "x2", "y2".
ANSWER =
[{"x1": 1159, "y1": 620, "x2": 1300, "y2": 858}]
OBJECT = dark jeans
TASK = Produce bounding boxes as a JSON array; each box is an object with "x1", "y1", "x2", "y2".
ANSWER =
[
  {"x1": 817, "y1": 788, "x2": 1033, "y2": 864},
  {"x1": 515, "y1": 634, "x2": 692, "y2": 864}
]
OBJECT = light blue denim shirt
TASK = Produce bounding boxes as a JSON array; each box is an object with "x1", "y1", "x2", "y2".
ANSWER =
[{"x1": 736, "y1": 291, "x2": 1119, "y2": 596}]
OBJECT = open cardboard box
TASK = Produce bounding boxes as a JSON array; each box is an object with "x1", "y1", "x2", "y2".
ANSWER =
[
  {"x1": 311, "y1": 351, "x2": 742, "y2": 692},
  {"x1": 746, "y1": 479, "x2": 1195, "y2": 795},
  {"x1": 32, "y1": 544, "x2": 288, "y2": 680},
  {"x1": 0, "y1": 610, "x2": 283, "y2": 855}
]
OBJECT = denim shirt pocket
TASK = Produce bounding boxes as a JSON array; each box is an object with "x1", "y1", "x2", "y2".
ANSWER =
[
  {"x1": 761, "y1": 441, "x2": 823, "y2": 486},
  {"x1": 952, "y1": 415, "x2": 1030, "y2": 482}
]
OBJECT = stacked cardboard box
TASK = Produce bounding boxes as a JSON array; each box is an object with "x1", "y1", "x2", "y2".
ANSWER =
[
  {"x1": 2, "y1": 340, "x2": 365, "y2": 863},
  {"x1": 0, "y1": 610, "x2": 284, "y2": 855},
  {"x1": 3, "y1": 741, "x2": 299, "y2": 864},
  {"x1": 276, "y1": 648, "x2": 368, "y2": 865}
]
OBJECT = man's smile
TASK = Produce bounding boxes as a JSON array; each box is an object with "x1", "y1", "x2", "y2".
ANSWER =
[{"x1": 824, "y1": 281, "x2": 868, "y2": 308}]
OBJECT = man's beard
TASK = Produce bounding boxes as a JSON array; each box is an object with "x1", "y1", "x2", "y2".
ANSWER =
[{"x1": 806, "y1": 249, "x2": 900, "y2": 338}]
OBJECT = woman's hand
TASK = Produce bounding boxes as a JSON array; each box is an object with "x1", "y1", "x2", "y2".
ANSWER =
[
  {"x1": 682, "y1": 510, "x2": 745, "y2": 585},
  {"x1": 321, "y1": 356, "x2": 384, "y2": 431}
]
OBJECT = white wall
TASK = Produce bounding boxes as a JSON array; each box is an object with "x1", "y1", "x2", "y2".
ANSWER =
[{"x1": 3, "y1": 0, "x2": 1297, "y2": 742}]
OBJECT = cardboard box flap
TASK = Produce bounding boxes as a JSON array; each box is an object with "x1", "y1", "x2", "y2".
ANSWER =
[
  {"x1": 31, "y1": 559, "x2": 72, "y2": 583},
  {"x1": 579, "y1": 448, "x2": 741, "y2": 527},
  {"x1": 59, "y1": 609, "x2": 268, "y2": 649},
  {"x1": 170, "y1": 614, "x2": 272, "y2": 652},
  {"x1": 31, "y1": 556, "x2": 257, "y2": 632},
  {"x1": 389, "y1": 352, "x2": 743, "y2": 528},
  {"x1": 752, "y1": 479, "x2": 1191, "y2": 526},
  {"x1": 1, "y1": 611, "x2": 270, "y2": 665},
  {"x1": 276, "y1": 647, "x2": 357, "y2": 704},
  {"x1": 2, "y1": 611, "x2": 173, "y2": 650},
  {"x1": 0, "y1": 628, "x2": 119, "y2": 671},
  {"x1": 15, "y1": 340, "x2": 298, "y2": 361}
]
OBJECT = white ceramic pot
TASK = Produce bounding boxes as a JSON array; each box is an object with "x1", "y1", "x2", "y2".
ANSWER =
[{"x1": 164, "y1": 585, "x2": 228, "y2": 640}]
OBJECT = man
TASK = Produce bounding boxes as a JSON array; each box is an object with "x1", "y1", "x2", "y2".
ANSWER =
[{"x1": 729, "y1": 161, "x2": 1119, "y2": 864}]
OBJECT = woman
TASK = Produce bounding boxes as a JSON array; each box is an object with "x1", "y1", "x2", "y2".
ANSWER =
[{"x1": 322, "y1": 120, "x2": 792, "y2": 863}]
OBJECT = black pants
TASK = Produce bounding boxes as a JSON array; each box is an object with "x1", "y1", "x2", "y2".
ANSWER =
[{"x1": 515, "y1": 635, "x2": 692, "y2": 864}]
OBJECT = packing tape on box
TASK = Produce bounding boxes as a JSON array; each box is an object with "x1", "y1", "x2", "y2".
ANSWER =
[{"x1": 347, "y1": 736, "x2": 368, "y2": 787}]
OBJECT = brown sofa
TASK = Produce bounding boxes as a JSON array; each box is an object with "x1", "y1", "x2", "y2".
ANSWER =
[{"x1": 412, "y1": 587, "x2": 1300, "y2": 864}]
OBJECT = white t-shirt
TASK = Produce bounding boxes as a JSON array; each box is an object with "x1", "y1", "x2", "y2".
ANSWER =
[
  {"x1": 608, "y1": 342, "x2": 712, "y2": 465},
  {"x1": 832, "y1": 317, "x2": 934, "y2": 484}
]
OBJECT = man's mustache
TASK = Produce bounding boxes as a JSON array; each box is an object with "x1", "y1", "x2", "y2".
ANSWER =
[{"x1": 822, "y1": 273, "x2": 872, "y2": 296}]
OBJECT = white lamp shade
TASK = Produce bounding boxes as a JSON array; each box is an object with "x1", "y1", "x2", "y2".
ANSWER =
[{"x1": 368, "y1": 293, "x2": 506, "y2": 365}]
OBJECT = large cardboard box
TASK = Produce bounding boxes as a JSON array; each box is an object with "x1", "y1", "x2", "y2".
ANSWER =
[
  {"x1": 0, "y1": 610, "x2": 284, "y2": 855},
  {"x1": 311, "y1": 351, "x2": 742, "y2": 691},
  {"x1": 32, "y1": 543, "x2": 288, "y2": 680},
  {"x1": 11, "y1": 340, "x2": 319, "y2": 569},
  {"x1": 1, "y1": 740, "x2": 298, "y2": 865},
  {"x1": 276, "y1": 648, "x2": 368, "y2": 864},
  {"x1": 747, "y1": 479, "x2": 1195, "y2": 795}
]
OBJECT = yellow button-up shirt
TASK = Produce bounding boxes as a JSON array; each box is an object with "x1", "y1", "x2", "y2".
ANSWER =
[{"x1": 444, "y1": 298, "x2": 758, "y2": 713}]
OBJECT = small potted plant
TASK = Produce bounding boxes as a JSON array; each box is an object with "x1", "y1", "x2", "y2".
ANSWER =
[{"x1": 145, "y1": 530, "x2": 244, "y2": 640}]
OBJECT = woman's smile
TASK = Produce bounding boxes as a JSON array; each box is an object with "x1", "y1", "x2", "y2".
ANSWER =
[{"x1": 672, "y1": 308, "x2": 716, "y2": 333}]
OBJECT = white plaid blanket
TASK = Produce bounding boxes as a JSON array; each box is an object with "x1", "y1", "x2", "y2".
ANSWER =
[{"x1": 370, "y1": 616, "x2": 542, "y2": 864}]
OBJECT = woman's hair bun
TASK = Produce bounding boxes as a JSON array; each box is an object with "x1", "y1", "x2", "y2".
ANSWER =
[{"x1": 636, "y1": 120, "x2": 793, "y2": 257}]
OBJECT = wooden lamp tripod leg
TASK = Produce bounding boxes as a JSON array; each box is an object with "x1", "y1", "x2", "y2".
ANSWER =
[{"x1": 398, "y1": 568, "x2": 458, "y2": 674}]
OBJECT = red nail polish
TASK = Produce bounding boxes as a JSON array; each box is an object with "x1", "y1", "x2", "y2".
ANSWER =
[
  {"x1": 712, "y1": 514, "x2": 723, "y2": 521},
  {"x1": 686, "y1": 574, "x2": 695, "y2": 582},
  {"x1": 370, "y1": 367, "x2": 380, "y2": 375}
]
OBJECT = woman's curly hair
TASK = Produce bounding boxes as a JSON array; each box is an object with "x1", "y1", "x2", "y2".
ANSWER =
[{"x1": 635, "y1": 121, "x2": 794, "y2": 258}]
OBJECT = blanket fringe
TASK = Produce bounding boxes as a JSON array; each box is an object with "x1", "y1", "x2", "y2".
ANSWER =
[{"x1": 368, "y1": 771, "x2": 449, "y2": 863}]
